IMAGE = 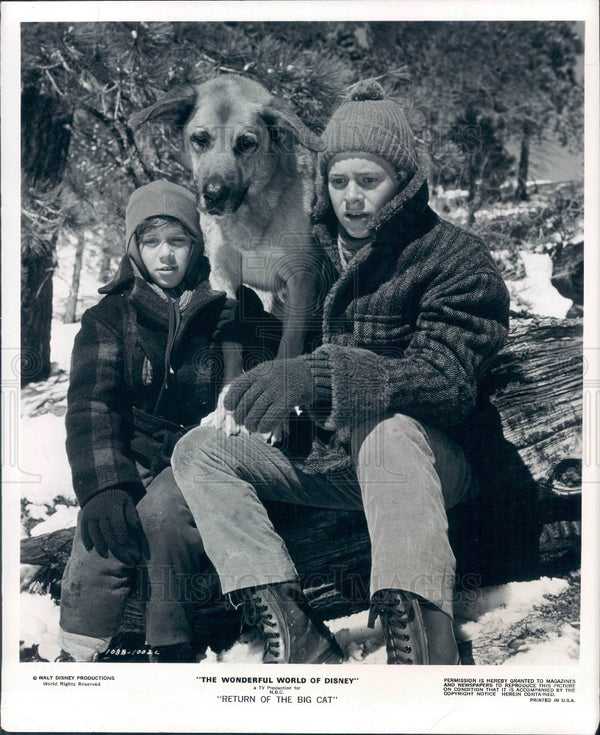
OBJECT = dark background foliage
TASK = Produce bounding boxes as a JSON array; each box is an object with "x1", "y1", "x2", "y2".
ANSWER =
[{"x1": 20, "y1": 21, "x2": 584, "y2": 383}]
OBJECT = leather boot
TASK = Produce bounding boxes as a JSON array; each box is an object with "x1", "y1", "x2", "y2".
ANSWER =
[
  {"x1": 231, "y1": 581, "x2": 344, "y2": 664},
  {"x1": 368, "y1": 588, "x2": 459, "y2": 665},
  {"x1": 420, "y1": 603, "x2": 460, "y2": 664}
]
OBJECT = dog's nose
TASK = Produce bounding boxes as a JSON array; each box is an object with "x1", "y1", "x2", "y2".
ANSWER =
[{"x1": 203, "y1": 179, "x2": 230, "y2": 213}]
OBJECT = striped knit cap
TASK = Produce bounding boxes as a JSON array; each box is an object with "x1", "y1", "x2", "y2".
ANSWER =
[{"x1": 319, "y1": 80, "x2": 417, "y2": 176}]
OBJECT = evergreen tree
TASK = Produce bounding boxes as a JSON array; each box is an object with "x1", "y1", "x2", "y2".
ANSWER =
[
  {"x1": 20, "y1": 20, "x2": 583, "y2": 376},
  {"x1": 20, "y1": 21, "x2": 353, "y2": 381}
]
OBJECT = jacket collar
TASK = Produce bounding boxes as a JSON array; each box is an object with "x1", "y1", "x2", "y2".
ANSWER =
[
  {"x1": 99, "y1": 255, "x2": 225, "y2": 328},
  {"x1": 98, "y1": 255, "x2": 138, "y2": 295}
]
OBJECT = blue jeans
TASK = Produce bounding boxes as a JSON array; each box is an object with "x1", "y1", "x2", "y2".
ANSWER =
[
  {"x1": 59, "y1": 467, "x2": 205, "y2": 649},
  {"x1": 172, "y1": 413, "x2": 471, "y2": 618}
]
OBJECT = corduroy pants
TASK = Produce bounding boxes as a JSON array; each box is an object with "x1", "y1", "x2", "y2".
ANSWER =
[{"x1": 172, "y1": 413, "x2": 472, "y2": 619}]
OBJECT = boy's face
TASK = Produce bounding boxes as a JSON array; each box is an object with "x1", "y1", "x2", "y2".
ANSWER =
[
  {"x1": 327, "y1": 154, "x2": 400, "y2": 241},
  {"x1": 139, "y1": 220, "x2": 192, "y2": 289}
]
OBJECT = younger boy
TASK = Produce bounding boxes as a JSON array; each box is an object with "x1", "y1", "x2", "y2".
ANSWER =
[{"x1": 58, "y1": 180, "x2": 267, "y2": 662}]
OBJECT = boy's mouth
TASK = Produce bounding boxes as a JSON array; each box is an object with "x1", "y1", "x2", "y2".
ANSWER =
[{"x1": 344, "y1": 213, "x2": 371, "y2": 227}]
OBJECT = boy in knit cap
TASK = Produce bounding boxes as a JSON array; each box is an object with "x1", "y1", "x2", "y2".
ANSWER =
[
  {"x1": 171, "y1": 82, "x2": 510, "y2": 664},
  {"x1": 58, "y1": 179, "x2": 271, "y2": 663}
]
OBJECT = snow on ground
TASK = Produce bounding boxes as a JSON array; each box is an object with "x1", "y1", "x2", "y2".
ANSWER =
[
  {"x1": 507, "y1": 250, "x2": 573, "y2": 318},
  {"x1": 29, "y1": 503, "x2": 79, "y2": 537},
  {"x1": 504, "y1": 624, "x2": 579, "y2": 664},
  {"x1": 454, "y1": 577, "x2": 579, "y2": 665},
  {"x1": 50, "y1": 319, "x2": 81, "y2": 372},
  {"x1": 21, "y1": 413, "x2": 73, "y2": 507},
  {"x1": 20, "y1": 320, "x2": 79, "y2": 536},
  {"x1": 18, "y1": 220, "x2": 581, "y2": 663},
  {"x1": 20, "y1": 575, "x2": 579, "y2": 665},
  {"x1": 21, "y1": 591, "x2": 62, "y2": 663}
]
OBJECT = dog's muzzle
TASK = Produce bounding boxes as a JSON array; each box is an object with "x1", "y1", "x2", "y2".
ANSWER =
[{"x1": 201, "y1": 177, "x2": 249, "y2": 215}]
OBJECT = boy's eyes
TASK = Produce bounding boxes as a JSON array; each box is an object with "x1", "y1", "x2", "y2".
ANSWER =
[
  {"x1": 328, "y1": 175, "x2": 382, "y2": 188},
  {"x1": 141, "y1": 236, "x2": 190, "y2": 248}
]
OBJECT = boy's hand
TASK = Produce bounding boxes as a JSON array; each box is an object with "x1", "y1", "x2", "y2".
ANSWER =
[
  {"x1": 224, "y1": 358, "x2": 313, "y2": 435},
  {"x1": 212, "y1": 285, "x2": 266, "y2": 343},
  {"x1": 80, "y1": 489, "x2": 142, "y2": 566}
]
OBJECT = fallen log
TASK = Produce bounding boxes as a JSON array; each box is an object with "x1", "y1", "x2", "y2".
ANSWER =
[{"x1": 21, "y1": 316, "x2": 582, "y2": 652}]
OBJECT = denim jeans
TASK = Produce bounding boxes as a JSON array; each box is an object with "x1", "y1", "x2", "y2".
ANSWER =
[
  {"x1": 59, "y1": 467, "x2": 205, "y2": 652},
  {"x1": 172, "y1": 413, "x2": 471, "y2": 618}
]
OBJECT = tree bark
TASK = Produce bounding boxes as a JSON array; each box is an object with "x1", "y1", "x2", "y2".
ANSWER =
[
  {"x1": 21, "y1": 85, "x2": 72, "y2": 384},
  {"x1": 63, "y1": 236, "x2": 85, "y2": 324},
  {"x1": 516, "y1": 132, "x2": 530, "y2": 201},
  {"x1": 21, "y1": 316, "x2": 583, "y2": 644},
  {"x1": 20, "y1": 252, "x2": 54, "y2": 383},
  {"x1": 99, "y1": 249, "x2": 115, "y2": 284}
]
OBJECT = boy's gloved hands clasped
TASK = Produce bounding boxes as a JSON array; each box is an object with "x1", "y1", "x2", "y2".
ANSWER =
[
  {"x1": 80, "y1": 489, "x2": 142, "y2": 566},
  {"x1": 223, "y1": 357, "x2": 314, "y2": 435}
]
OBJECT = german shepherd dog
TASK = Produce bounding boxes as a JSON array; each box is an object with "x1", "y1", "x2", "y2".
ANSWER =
[{"x1": 129, "y1": 75, "x2": 325, "y2": 434}]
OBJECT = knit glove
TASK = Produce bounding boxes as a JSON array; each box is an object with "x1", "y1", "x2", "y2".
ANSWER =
[
  {"x1": 224, "y1": 357, "x2": 314, "y2": 435},
  {"x1": 212, "y1": 285, "x2": 266, "y2": 343},
  {"x1": 80, "y1": 489, "x2": 142, "y2": 566}
]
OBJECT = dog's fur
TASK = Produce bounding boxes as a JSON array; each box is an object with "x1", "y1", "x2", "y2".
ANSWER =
[{"x1": 130, "y1": 75, "x2": 326, "y2": 368}]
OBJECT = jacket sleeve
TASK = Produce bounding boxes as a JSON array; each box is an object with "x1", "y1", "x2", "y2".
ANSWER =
[
  {"x1": 303, "y1": 268, "x2": 510, "y2": 432},
  {"x1": 65, "y1": 307, "x2": 144, "y2": 507}
]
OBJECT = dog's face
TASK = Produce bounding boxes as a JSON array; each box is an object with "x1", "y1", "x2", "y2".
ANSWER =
[
  {"x1": 185, "y1": 87, "x2": 283, "y2": 216},
  {"x1": 129, "y1": 75, "x2": 324, "y2": 217}
]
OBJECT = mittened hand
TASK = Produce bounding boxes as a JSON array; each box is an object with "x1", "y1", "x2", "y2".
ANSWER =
[
  {"x1": 80, "y1": 489, "x2": 142, "y2": 566},
  {"x1": 223, "y1": 357, "x2": 314, "y2": 435},
  {"x1": 212, "y1": 286, "x2": 267, "y2": 343},
  {"x1": 212, "y1": 297, "x2": 238, "y2": 342}
]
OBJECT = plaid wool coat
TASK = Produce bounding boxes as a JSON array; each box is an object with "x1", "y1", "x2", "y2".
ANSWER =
[
  {"x1": 295, "y1": 155, "x2": 511, "y2": 475},
  {"x1": 65, "y1": 257, "x2": 230, "y2": 508}
]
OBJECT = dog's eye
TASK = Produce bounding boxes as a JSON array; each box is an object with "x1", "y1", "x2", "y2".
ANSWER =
[
  {"x1": 235, "y1": 133, "x2": 259, "y2": 154},
  {"x1": 190, "y1": 131, "x2": 211, "y2": 150}
]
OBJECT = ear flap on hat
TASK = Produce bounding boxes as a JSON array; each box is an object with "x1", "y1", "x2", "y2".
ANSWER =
[
  {"x1": 128, "y1": 85, "x2": 197, "y2": 130},
  {"x1": 260, "y1": 99, "x2": 324, "y2": 152}
]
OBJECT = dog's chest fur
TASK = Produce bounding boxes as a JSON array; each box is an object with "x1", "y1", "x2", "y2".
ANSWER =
[{"x1": 200, "y1": 175, "x2": 314, "y2": 298}]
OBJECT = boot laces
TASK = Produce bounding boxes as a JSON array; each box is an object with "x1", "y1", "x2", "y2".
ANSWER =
[
  {"x1": 239, "y1": 593, "x2": 282, "y2": 660},
  {"x1": 368, "y1": 591, "x2": 416, "y2": 663}
]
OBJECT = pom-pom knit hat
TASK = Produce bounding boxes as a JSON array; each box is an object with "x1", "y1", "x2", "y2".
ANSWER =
[
  {"x1": 124, "y1": 179, "x2": 207, "y2": 289},
  {"x1": 319, "y1": 80, "x2": 418, "y2": 178}
]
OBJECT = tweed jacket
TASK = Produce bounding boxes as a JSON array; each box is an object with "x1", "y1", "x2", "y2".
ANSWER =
[
  {"x1": 65, "y1": 256, "x2": 231, "y2": 507},
  {"x1": 295, "y1": 156, "x2": 510, "y2": 474}
]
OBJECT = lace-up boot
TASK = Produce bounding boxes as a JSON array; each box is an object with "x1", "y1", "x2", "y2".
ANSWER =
[
  {"x1": 55, "y1": 650, "x2": 77, "y2": 662},
  {"x1": 368, "y1": 588, "x2": 429, "y2": 664},
  {"x1": 231, "y1": 581, "x2": 344, "y2": 664},
  {"x1": 368, "y1": 588, "x2": 459, "y2": 665},
  {"x1": 55, "y1": 649, "x2": 107, "y2": 663}
]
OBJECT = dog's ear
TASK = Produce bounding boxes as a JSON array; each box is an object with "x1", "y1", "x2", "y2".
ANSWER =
[
  {"x1": 261, "y1": 100, "x2": 324, "y2": 152},
  {"x1": 128, "y1": 85, "x2": 197, "y2": 130}
]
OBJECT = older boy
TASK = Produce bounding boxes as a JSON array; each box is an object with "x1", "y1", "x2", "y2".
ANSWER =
[{"x1": 172, "y1": 82, "x2": 510, "y2": 664}]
